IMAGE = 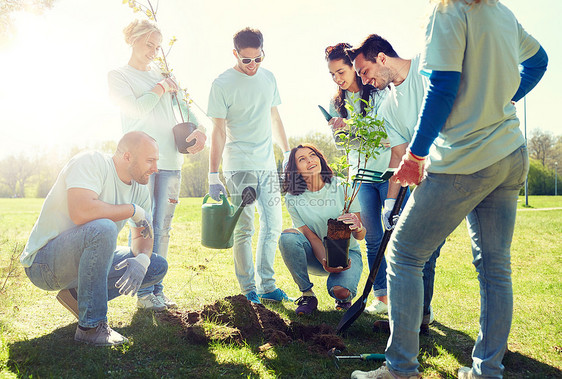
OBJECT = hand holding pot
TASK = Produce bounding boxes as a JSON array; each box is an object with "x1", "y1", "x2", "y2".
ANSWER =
[
  {"x1": 322, "y1": 258, "x2": 351, "y2": 273},
  {"x1": 185, "y1": 129, "x2": 206, "y2": 154},
  {"x1": 337, "y1": 213, "x2": 363, "y2": 232}
]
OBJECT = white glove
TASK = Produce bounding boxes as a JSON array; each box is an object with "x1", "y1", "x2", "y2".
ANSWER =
[
  {"x1": 282, "y1": 150, "x2": 291, "y2": 172},
  {"x1": 115, "y1": 253, "x2": 150, "y2": 296},
  {"x1": 382, "y1": 198, "x2": 400, "y2": 231},
  {"x1": 131, "y1": 204, "x2": 153, "y2": 239},
  {"x1": 208, "y1": 172, "x2": 227, "y2": 201}
]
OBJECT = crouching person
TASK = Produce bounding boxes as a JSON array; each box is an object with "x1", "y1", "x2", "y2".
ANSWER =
[
  {"x1": 279, "y1": 144, "x2": 365, "y2": 315},
  {"x1": 20, "y1": 131, "x2": 168, "y2": 346}
]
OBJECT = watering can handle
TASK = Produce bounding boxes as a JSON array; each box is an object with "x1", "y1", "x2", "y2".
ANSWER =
[{"x1": 202, "y1": 193, "x2": 230, "y2": 205}]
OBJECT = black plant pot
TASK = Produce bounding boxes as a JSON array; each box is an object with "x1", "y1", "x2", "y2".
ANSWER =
[
  {"x1": 323, "y1": 237, "x2": 350, "y2": 268},
  {"x1": 172, "y1": 122, "x2": 197, "y2": 154}
]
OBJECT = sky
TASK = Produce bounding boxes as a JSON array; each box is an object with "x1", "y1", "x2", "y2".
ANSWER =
[{"x1": 0, "y1": 0, "x2": 560, "y2": 160}]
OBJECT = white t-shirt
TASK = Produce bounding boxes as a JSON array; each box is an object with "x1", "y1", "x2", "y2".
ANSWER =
[
  {"x1": 285, "y1": 177, "x2": 362, "y2": 253},
  {"x1": 108, "y1": 64, "x2": 199, "y2": 171},
  {"x1": 379, "y1": 55, "x2": 428, "y2": 149},
  {"x1": 207, "y1": 67, "x2": 281, "y2": 171},
  {"x1": 421, "y1": 0, "x2": 540, "y2": 174},
  {"x1": 21, "y1": 151, "x2": 151, "y2": 267},
  {"x1": 328, "y1": 90, "x2": 391, "y2": 178}
]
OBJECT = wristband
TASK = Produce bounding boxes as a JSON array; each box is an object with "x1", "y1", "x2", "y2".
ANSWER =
[
  {"x1": 156, "y1": 82, "x2": 165, "y2": 93},
  {"x1": 408, "y1": 150, "x2": 425, "y2": 161},
  {"x1": 131, "y1": 203, "x2": 136, "y2": 218}
]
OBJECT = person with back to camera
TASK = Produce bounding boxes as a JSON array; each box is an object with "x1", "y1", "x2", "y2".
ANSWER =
[
  {"x1": 324, "y1": 42, "x2": 392, "y2": 316},
  {"x1": 207, "y1": 27, "x2": 291, "y2": 305},
  {"x1": 108, "y1": 19, "x2": 207, "y2": 311},
  {"x1": 21, "y1": 131, "x2": 168, "y2": 346},
  {"x1": 351, "y1": 0, "x2": 547, "y2": 378},
  {"x1": 279, "y1": 144, "x2": 366, "y2": 315}
]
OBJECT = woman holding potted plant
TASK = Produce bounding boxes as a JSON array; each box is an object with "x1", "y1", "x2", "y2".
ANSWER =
[
  {"x1": 324, "y1": 43, "x2": 393, "y2": 315},
  {"x1": 279, "y1": 144, "x2": 365, "y2": 315},
  {"x1": 108, "y1": 19, "x2": 207, "y2": 310}
]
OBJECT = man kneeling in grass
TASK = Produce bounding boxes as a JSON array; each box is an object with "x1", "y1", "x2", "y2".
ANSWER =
[{"x1": 20, "y1": 131, "x2": 168, "y2": 346}]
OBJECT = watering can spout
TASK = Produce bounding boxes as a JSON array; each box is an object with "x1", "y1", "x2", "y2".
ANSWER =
[{"x1": 201, "y1": 187, "x2": 257, "y2": 249}]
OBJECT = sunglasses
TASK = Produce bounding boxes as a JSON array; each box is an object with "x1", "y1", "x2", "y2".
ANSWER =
[
  {"x1": 325, "y1": 43, "x2": 352, "y2": 57},
  {"x1": 237, "y1": 52, "x2": 265, "y2": 65}
]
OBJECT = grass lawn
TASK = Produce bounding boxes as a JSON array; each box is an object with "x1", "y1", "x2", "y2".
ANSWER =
[{"x1": 0, "y1": 196, "x2": 561, "y2": 378}]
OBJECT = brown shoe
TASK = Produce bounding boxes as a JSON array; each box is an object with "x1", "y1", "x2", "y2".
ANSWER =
[
  {"x1": 373, "y1": 320, "x2": 431, "y2": 335},
  {"x1": 56, "y1": 288, "x2": 78, "y2": 319}
]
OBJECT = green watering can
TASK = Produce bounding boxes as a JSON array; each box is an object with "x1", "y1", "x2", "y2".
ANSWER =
[{"x1": 201, "y1": 187, "x2": 257, "y2": 249}]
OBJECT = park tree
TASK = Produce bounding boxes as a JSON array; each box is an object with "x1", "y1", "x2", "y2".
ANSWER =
[
  {"x1": 529, "y1": 128, "x2": 556, "y2": 168},
  {"x1": 0, "y1": 0, "x2": 56, "y2": 44},
  {"x1": 0, "y1": 154, "x2": 35, "y2": 197},
  {"x1": 180, "y1": 147, "x2": 209, "y2": 197}
]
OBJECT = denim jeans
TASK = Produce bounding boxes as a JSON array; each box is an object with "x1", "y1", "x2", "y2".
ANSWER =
[
  {"x1": 384, "y1": 145, "x2": 529, "y2": 378},
  {"x1": 25, "y1": 219, "x2": 168, "y2": 328},
  {"x1": 278, "y1": 231, "x2": 363, "y2": 301},
  {"x1": 137, "y1": 169, "x2": 180, "y2": 297},
  {"x1": 224, "y1": 170, "x2": 282, "y2": 295}
]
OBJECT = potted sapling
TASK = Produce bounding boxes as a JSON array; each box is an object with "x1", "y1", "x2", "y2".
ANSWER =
[{"x1": 324, "y1": 97, "x2": 387, "y2": 268}]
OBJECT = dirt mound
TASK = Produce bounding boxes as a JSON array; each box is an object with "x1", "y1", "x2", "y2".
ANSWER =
[{"x1": 158, "y1": 295, "x2": 345, "y2": 353}]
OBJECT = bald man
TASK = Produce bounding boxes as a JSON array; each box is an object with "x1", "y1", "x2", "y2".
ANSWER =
[{"x1": 21, "y1": 131, "x2": 168, "y2": 346}]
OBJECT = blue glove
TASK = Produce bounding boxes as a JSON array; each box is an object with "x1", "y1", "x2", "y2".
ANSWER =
[
  {"x1": 131, "y1": 203, "x2": 153, "y2": 239},
  {"x1": 382, "y1": 198, "x2": 400, "y2": 231},
  {"x1": 208, "y1": 172, "x2": 227, "y2": 201},
  {"x1": 115, "y1": 254, "x2": 150, "y2": 296},
  {"x1": 282, "y1": 150, "x2": 291, "y2": 172}
]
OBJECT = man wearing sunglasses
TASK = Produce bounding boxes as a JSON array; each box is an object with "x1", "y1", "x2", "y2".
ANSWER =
[{"x1": 207, "y1": 27, "x2": 291, "y2": 305}]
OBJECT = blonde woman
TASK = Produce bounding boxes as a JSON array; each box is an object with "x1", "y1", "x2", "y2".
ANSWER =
[{"x1": 108, "y1": 20, "x2": 207, "y2": 310}]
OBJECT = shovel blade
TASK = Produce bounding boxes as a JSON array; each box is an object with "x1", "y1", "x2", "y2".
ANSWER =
[{"x1": 336, "y1": 296, "x2": 367, "y2": 335}]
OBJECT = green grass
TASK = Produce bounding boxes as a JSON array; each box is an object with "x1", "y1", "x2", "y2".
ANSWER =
[{"x1": 0, "y1": 196, "x2": 561, "y2": 378}]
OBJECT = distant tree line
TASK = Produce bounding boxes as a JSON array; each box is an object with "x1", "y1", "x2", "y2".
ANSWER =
[{"x1": 2, "y1": 128, "x2": 560, "y2": 198}]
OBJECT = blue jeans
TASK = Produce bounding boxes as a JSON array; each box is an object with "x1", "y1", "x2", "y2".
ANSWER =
[
  {"x1": 278, "y1": 231, "x2": 363, "y2": 302},
  {"x1": 25, "y1": 219, "x2": 168, "y2": 328},
  {"x1": 225, "y1": 170, "x2": 282, "y2": 295},
  {"x1": 138, "y1": 169, "x2": 180, "y2": 297},
  {"x1": 385, "y1": 145, "x2": 529, "y2": 378}
]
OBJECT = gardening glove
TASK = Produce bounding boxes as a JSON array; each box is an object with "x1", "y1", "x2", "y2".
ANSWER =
[
  {"x1": 282, "y1": 150, "x2": 291, "y2": 172},
  {"x1": 393, "y1": 149, "x2": 426, "y2": 186},
  {"x1": 382, "y1": 198, "x2": 400, "y2": 231},
  {"x1": 131, "y1": 203, "x2": 153, "y2": 239},
  {"x1": 337, "y1": 213, "x2": 363, "y2": 232},
  {"x1": 115, "y1": 253, "x2": 150, "y2": 296},
  {"x1": 208, "y1": 172, "x2": 227, "y2": 201},
  {"x1": 157, "y1": 77, "x2": 178, "y2": 93}
]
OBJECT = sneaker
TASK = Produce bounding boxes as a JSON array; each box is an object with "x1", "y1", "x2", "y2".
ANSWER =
[
  {"x1": 56, "y1": 288, "x2": 79, "y2": 319},
  {"x1": 335, "y1": 300, "x2": 352, "y2": 311},
  {"x1": 154, "y1": 292, "x2": 178, "y2": 308},
  {"x1": 295, "y1": 295, "x2": 318, "y2": 315},
  {"x1": 74, "y1": 322, "x2": 128, "y2": 347},
  {"x1": 258, "y1": 288, "x2": 292, "y2": 302},
  {"x1": 420, "y1": 307, "x2": 435, "y2": 335},
  {"x1": 458, "y1": 367, "x2": 480, "y2": 379},
  {"x1": 364, "y1": 299, "x2": 388, "y2": 315},
  {"x1": 372, "y1": 320, "x2": 391, "y2": 334},
  {"x1": 137, "y1": 293, "x2": 167, "y2": 311},
  {"x1": 351, "y1": 362, "x2": 420, "y2": 379},
  {"x1": 245, "y1": 291, "x2": 261, "y2": 304}
]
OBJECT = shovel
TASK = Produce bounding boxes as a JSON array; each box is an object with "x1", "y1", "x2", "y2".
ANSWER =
[{"x1": 336, "y1": 185, "x2": 408, "y2": 334}]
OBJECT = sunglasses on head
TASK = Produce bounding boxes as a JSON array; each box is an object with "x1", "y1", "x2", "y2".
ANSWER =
[
  {"x1": 237, "y1": 52, "x2": 265, "y2": 65},
  {"x1": 325, "y1": 43, "x2": 352, "y2": 57}
]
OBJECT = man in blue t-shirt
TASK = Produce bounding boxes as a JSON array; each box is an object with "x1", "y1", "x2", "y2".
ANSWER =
[
  {"x1": 21, "y1": 131, "x2": 168, "y2": 347},
  {"x1": 207, "y1": 28, "x2": 291, "y2": 304}
]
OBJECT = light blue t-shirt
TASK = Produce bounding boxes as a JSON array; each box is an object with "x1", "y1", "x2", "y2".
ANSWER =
[
  {"x1": 207, "y1": 67, "x2": 281, "y2": 171},
  {"x1": 21, "y1": 151, "x2": 152, "y2": 267},
  {"x1": 108, "y1": 64, "x2": 200, "y2": 171},
  {"x1": 379, "y1": 55, "x2": 428, "y2": 149},
  {"x1": 421, "y1": 0, "x2": 540, "y2": 174},
  {"x1": 328, "y1": 90, "x2": 391, "y2": 178},
  {"x1": 285, "y1": 177, "x2": 362, "y2": 253}
]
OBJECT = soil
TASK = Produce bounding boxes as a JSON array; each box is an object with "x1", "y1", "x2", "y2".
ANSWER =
[
  {"x1": 158, "y1": 295, "x2": 345, "y2": 354},
  {"x1": 326, "y1": 218, "x2": 352, "y2": 240}
]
